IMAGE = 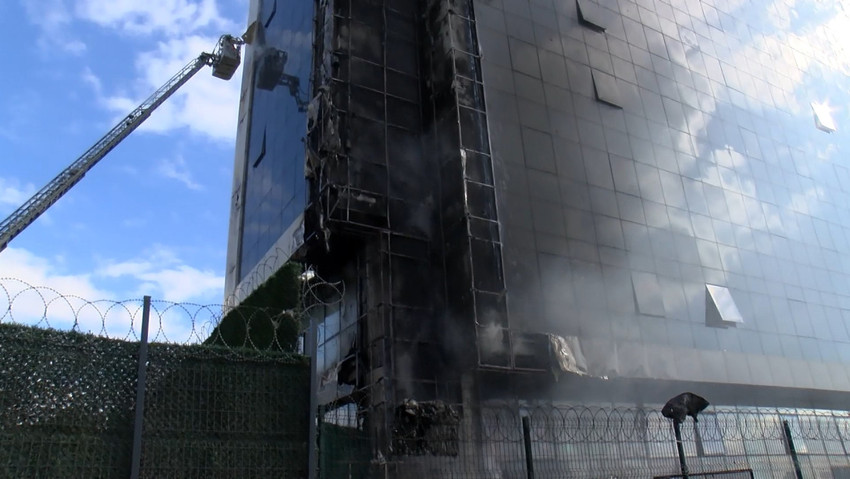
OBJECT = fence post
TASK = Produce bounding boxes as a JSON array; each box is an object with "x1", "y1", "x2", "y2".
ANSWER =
[
  {"x1": 782, "y1": 420, "x2": 804, "y2": 479},
  {"x1": 307, "y1": 315, "x2": 319, "y2": 479},
  {"x1": 521, "y1": 413, "x2": 535, "y2": 479},
  {"x1": 130, "y1": 296, "x2": 152, "y2": 479},
  {"x1": 673, "y1": 420, "x2": 689, "y2": 479}
]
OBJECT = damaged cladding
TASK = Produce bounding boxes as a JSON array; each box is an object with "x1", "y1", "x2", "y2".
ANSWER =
[{"x1": 224, "y1": 0, "x2": 850, "y2": 474}]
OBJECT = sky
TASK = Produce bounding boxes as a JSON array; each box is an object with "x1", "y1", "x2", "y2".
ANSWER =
[{"x1": 0, "y1": 0, "x2": 250, "y2": 322}]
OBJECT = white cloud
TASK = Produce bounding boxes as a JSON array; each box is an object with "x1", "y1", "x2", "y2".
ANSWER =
[
  {"x1": 157, "y1": 155, "x2": 204, "y2": 190},
  {"x1": 0, "y1": 245, "x2": 224, "y2": 341},
  {"x1": 0, "y1": 248, "x2": 116, "y2": 334},
  {"x1": 78, "y1": 2, "x2": 242, "y2": 141},
  {"x1": 80, "y1": 66, "x2": 102, "y2": 93},
  {"x1": 23, "y1": 0, "x2": 242, "y2": 142},
  {"x1": 0, "y1": 245, "x2": 223, "y2": 306},
  {"x1": 0, "y1": 178, "x2": 36, "y2": 209},
  {"x1": 75, "y1": 0, "x2": 234, "y2": 36},
  {"x1": 139, "y1": 265, "x2": 224, "y2": 302},
  {"x1": 97, "y1": 244, "x2": 224, "y2": 303},
  {"x1": 100, "y1": 34, "x2": 242, "y2": 142},
  {"x1": 21, "y1": 0, "x2": 86, "y2": 54},
  {"x1": 723, "y1": 2, "x2": 850, "y2": 117},
  {"x1": 0, "y1": 248, "x2": 110, "y2": 300}
]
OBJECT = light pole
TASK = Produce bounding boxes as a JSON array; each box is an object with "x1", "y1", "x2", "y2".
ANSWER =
[{"x1": 661, "y1": 392, "x2": 710, "y2": 479}]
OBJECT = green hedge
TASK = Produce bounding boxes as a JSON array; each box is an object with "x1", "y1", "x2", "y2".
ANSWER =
[
  {"x1": 0, "y1": 323, "x2": 309, "y2": 478},
  {"x1": 207, "y1": 262, "x2": 304, "y2": 352}
]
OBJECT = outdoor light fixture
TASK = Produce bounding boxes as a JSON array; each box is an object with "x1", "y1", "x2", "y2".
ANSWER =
[
  {"x1": 662, "y1": 392, "x2": 710, "y2": 479},
  {"x1": 299, "y1": 268, "x2": 316, "y2": 281},
  {"x1": 662, "y1": 392, "x2": 709, "y2": 423}
]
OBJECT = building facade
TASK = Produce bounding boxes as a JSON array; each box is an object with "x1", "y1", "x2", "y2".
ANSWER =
[
  {"x1": 224, "y1": 0, "x2": 312, "y2": 302},
  {"x1": 226, "y1": 0, "x2": 850, "y2": 476}
]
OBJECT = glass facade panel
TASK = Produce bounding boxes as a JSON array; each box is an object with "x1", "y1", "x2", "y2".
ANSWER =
[
  {"x1": 477, "y1": 0, "x2": 850, "y2": 388},
  {"x1": 238, "y1": 0, "x2": 311, "y2": 281}
]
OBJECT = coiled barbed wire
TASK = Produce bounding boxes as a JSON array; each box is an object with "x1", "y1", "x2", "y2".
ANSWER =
[
  {"x1": 0, "y1": 278, "x2": 306, "y2": 362},
  {"x1": 225, "y1": 245, "x2": 300, "y2": 307},
  {"x1": 301, "y1": 267, "x2": 345, "y2": 318},
  {"x1": 321, "y1": 396, "x2": 850, "y2": 446}
]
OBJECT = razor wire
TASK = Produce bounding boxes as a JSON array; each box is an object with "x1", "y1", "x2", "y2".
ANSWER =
[
  {"x1": 1, "y1": 322, "x2": 310, "y2": 478},
  {"x1": 0, "y1": 277, "x2": 306, "y2": 362},
  {"x1": 302, "y1": 267, "x2": 346, "y2": 319},
  {"x1": 317, "y1": 399, "x2": 850, "y2": 479},
  {"x1": 225, "y1": 244, "x2": 300, "y2": 307},
  {"x1": 0, "y1": 277, "x2": 311, "y2": 478},
  {"x1": 467, "y1": 403, "x2": 850, "y2": 444}
]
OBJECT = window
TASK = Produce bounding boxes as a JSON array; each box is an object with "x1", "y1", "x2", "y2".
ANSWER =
[
  {"x1": 706, "y1": 284, "x2": 744, "y2": 327},
  {"x1": 811, "y1": 102, "x2": 837, "y2": 133},
  {"x1": 632, "y1": 271, "x2": 665, "y2": 316},
  {"x1": 576, "y1": 0, "x2": 607, "y2": 31},
  {"x1": 592, "y1": 69, "x2": 622, "y2": 108}
]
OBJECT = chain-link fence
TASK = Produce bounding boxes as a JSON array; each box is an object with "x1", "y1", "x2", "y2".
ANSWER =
[
  {"x1": 0, "y1": 279, "x2": 309, "y2": 478},
  {"x1": 12, "y1": 274, "x2": 850, "y2": 479},
  {"x1": 318, "y1": 399, "x2": 850, "y2": 478}
]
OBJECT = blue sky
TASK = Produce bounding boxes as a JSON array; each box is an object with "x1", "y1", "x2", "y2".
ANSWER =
[{"x1": 0, "y1": 0, "x2": 250, "y2": 308}]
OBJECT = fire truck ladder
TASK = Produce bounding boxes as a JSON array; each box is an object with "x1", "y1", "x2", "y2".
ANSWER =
[{"x1": 0, "y1": 33, "x2": 247, "y2": 253}]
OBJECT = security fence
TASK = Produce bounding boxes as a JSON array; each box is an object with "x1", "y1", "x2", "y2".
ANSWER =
[
  {"x1": 654, "y1": 471, "x2": 755, "y2": 479},
  {"x1": 318, "y1": 399, "x2": 850, "y2": 478},
  {"x1": 11, "y1": 275, "x2": 850, "y2": 479},
  {"x1": 0, "y1": 279, "x2": 309, "y2": 478}
]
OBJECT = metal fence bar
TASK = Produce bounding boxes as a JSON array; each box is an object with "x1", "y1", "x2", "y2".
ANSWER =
[
  {"x1": 315, "y1": 398, "x2": 850, "y2": 478},
  {"x1": 1, "y1": 279, "x2": 312, "y2": 478},
  {"x1": 521, "y1": 414, "x2": 534, "y2": 479},
  {"x1": 308, "y1": 315, "x2": 319, "y2": 479},
  {"x1": 674, "y1": 420, "x2": 689, "y2": 479},
  {"x1": 129, "y1": 295, "x2": 151, "y2": 479},
  {"x1": 783, "y1": 419, "x2": 804, "y2": 479},
  {"x1": 654, "y1": 469, "x2": 754, "y2": 479}
]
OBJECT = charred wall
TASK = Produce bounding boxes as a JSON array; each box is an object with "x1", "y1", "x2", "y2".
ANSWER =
[
  {"x1": 306, "y1": 0, "x2": 450, "y2": 424},
  {"x1": 304, "y1": 0, "x2": 518, "y2": 457},
  {"x1": 307, "y1": 0, "x2": 516, "y2": 398},
  {"x1": 423, "y1": 0, "x2": 510, "y2": 371}
]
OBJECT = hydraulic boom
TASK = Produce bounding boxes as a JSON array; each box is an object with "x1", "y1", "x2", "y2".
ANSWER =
[{"x1": 0, "y1": 34, "x2": 246, "y2": 253}]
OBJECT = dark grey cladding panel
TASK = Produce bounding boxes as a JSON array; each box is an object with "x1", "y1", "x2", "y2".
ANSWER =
[{"x1": 473, "y1": 0, "x2": 850, "y2": 390}]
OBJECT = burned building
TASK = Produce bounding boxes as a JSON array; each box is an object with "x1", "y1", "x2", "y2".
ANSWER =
[{"x1": 226, "y1": 0, "x2": 850, "y2": 476}]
